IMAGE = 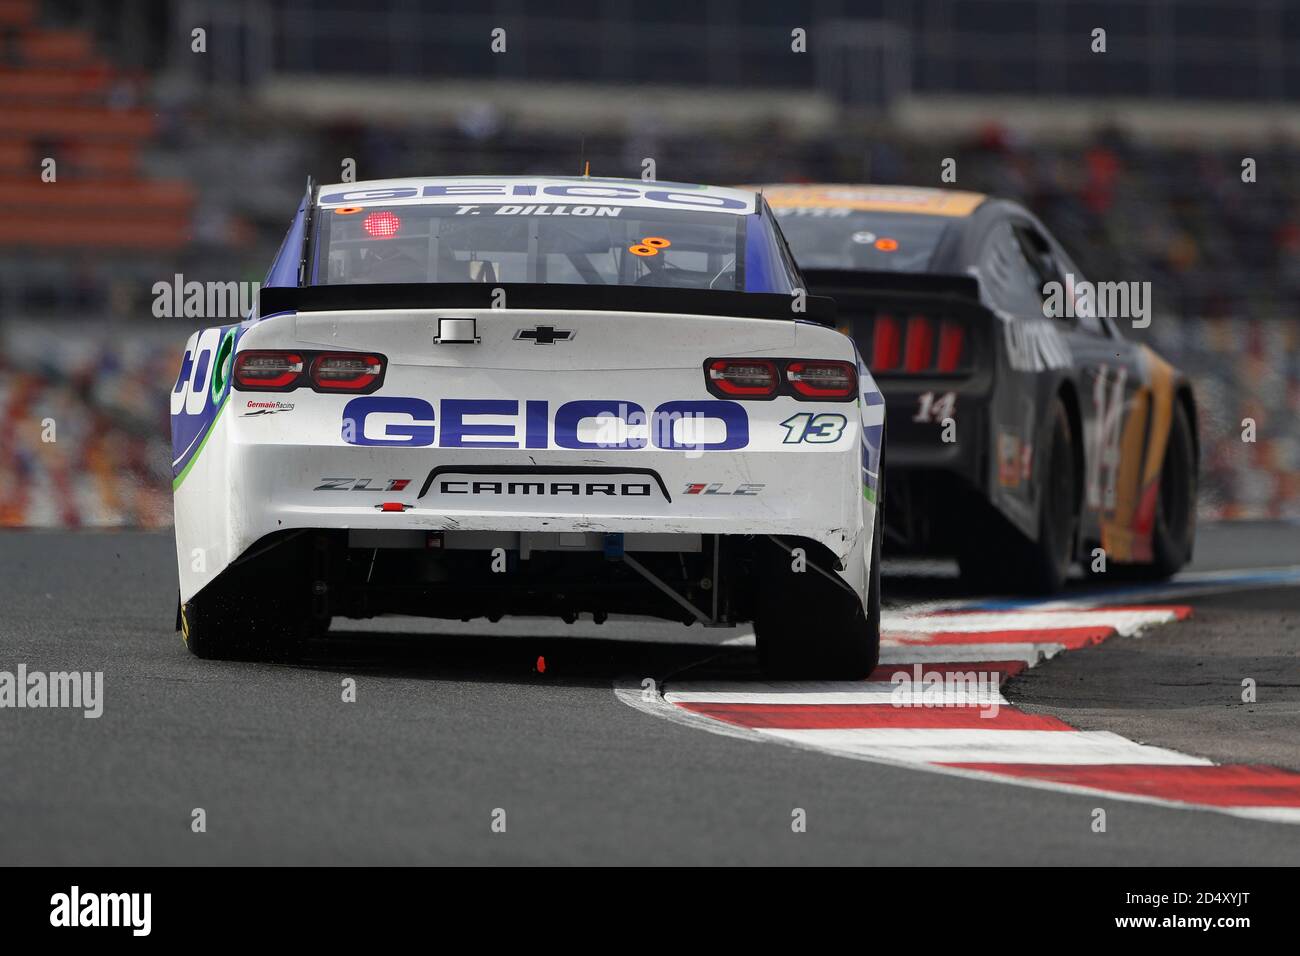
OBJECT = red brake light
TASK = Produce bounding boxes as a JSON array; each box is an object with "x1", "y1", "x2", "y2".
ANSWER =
[
  {"x1": 904, "y1": 314, "x2": 935, "y2": 373},
  {"x1": 707, "y1": 359, "x2": 779, "y2": 396},
  {"x1": 936, "y1": 319, "x2": 965, "y2": 373},
  {"x1": 311, "y1": 353, "x2": 384, "y2": 391},
  {"x1": 233, "y1": 351, "x2": 303, "y2": 389},
  {"x1": 872, "y1": 313, "x2": 901, "y2": 370},
  {"x1": 363, "y1": 211, "x2": 401, "y2": 239},
  {"x1": 786, "y1": 360, "x2": 857, "y2": 399}
]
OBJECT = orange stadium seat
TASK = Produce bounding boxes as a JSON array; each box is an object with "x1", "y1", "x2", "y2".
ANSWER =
[
  {"x1": 20, "y1": 29, "x2": 95, "y2": 64},
  {"x1": 63, "y1": 142, "x2": 141, "y2": 175},
  {"x1": 0, "y1": 104, "x2": 155, "y2": 139},
  {"x1": 0, "y1": 66, "x2": 114, "y2": 99},
  {"x1": 0, "y1": 0, "x2": 35, "y2": 27},
  {"x1": 0, "y1": 216, "x2": 191, "y2": 249},
  {"x1": 0, "y1": 178, "x2": 194, "y2": 213},
  {"x1": 0, "y1": 140, "x2": 30, "y2": 168}
]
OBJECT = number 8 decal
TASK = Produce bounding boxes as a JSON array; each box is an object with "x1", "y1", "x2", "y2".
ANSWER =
[{"x1": 629, "y1": 236, "x2": 671, "y2": 257}]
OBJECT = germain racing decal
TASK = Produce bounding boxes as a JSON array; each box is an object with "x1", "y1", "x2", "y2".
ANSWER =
[
  {"x1": 242, "y1": 399, "x2": 295, "y2": 416},
  {"x1": 341, "y1": 397, "x2": 749, "y2": 451},
  {"x1": 171, "y1": 325, "x2": 241, "y2": 483}
]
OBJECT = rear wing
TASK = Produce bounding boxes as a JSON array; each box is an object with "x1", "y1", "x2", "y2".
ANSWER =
[{"x1": 259, "y1": 283, "x2": 837, "y2": 326}]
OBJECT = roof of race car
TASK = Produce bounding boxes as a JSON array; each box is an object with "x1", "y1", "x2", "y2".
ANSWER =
[
  {"x1": 758, "y1": 184, "x2": 986, "y2": 217},
  {"x1": 316, "y1": 176, "x2": 758, "y2": 214}
]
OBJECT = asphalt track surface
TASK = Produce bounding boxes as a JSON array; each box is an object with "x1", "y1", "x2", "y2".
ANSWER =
[{"x1": 1, "y1": 522, "x2": 1298, "y2": 864}]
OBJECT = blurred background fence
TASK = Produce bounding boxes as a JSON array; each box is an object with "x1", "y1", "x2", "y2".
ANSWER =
[{"x1": 2, "y1": 0, "x2": 1297, "y2": 526}]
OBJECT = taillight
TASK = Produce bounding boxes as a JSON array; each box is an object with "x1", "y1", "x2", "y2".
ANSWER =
[
  {"x1": 703, "y1": 358, "x2": 856, "y2": 401},
  {"x1": 233, "y1": 351, "x2": 303, "y2": 390},
  {"x1": 707, "y1": 358, "x2": 779, "y2": 397},
  {"x1": 363, "y1": 210, "x2": 401, "y2": 239},
  {"x1": 867, "y1": 310, "x2": 970, "y2": 375},
  {"x1": 871, "y1": 313, "x2": 902, "y2": 370},
  {"x1": 232, "y1": 350, "x2": 386, "y2": 392},
  {"x1": 311, "y1": 353, "x2": 383, "y2": 391},
  {"x1": 786, "y1": 360, "x2": 857, "y2": 399},
  {"x1": 904, "y1": 314, "x2": 935, "y2": 372},
  {"x1": 936, "y1": 319, "x2": 965, "y2": 373}
]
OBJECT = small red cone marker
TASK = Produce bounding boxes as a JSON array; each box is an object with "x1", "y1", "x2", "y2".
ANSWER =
[{"x1": 536, "y1": 655, "x2": 546, "y2": 674}]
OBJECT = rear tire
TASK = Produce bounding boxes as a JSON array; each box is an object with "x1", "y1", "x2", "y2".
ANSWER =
[
  {"x1": 958, "y1": 395, "x2": 1079, "y2": 594},
  {"x1": 181, "y1": 581, "x2": 308, "y2": 662},
  {"x1": 1147, "y1": 398, "x2": 1197, "y2": 577},
  {"x1": 756, "y1": 493, "x2": 883, "y2": 680}
]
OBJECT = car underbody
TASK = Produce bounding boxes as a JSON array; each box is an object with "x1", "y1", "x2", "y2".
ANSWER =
[{"x1": 209, "y1": 528, "x2": 855, "y2": 629}]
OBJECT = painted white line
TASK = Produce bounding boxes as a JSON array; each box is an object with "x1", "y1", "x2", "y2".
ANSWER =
[
  {"x1": 665, "y1": 681, "x2": 1006, "y2": 706},
  {"x1": 613, "y1": 681, "x2": 760, "y2": 745},
  {"x1": 1223, "y1": 805, "x2": 1300, "y2": 825},
  {"x1": 756, "y1": 727, "x2": 1212, "y2": 765},
  {"x1": 879, "y1": 642, "x2": 1066, "y2": 665},
  {"x1": 882, "y1": 608, "x2": 1179, "y2": 636}
]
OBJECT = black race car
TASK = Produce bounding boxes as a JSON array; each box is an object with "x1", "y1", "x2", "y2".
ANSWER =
[{"x1": 763, "y1": 184, "x2": 1198, "y2": 593}]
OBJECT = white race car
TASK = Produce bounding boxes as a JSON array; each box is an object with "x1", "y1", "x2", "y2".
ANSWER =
[{"x1": 171, "y1": 176, "x2": 886, "y2": 676}]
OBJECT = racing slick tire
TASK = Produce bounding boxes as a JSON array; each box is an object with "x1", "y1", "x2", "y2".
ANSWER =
[
  {"x1": 1145, "y1": 398, "x2": 1197, "y2": 578},
  {"x1": 958, "y1": 395, "x2": 1079, "y2": 595},
  {"x1": 181, "y1": 582, "x2": 310, "y2": 662},
  {"x1": 756, "y1": 490, "x2": 883, "y2": 680}
]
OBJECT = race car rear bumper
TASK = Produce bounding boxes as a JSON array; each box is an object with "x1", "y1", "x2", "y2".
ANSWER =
[
  {"x1": 172, "y1": 408, "x2": 874, "y2": 606},
  {"x1": 875, "y1": 381, "x2": 994, "y2": 554}
]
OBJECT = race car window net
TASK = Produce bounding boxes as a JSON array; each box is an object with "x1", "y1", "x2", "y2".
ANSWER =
[
  {"x1": 772, "y1": 208, "x2": 953, "y2": 273},
  {"x1": 313, "y1": 204, "x2": 800, "y2": 293}
]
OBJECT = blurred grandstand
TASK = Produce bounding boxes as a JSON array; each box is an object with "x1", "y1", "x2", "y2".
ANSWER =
[{"x1": 2, "y1": 0, "x2": 1298, "y2": 526}]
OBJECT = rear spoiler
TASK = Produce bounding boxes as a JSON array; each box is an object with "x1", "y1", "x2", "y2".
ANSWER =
[
  {"x1": 800, "y1": 269, "x2": 981, "y2": 305},
  {"x1": 259, "y1": 283, "x2": 837, "y2": 326}
]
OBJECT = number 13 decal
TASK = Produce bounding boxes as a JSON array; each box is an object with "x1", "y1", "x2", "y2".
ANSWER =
[{"x1": 780, "y1": 413, "x2": 848, "y2": 444}]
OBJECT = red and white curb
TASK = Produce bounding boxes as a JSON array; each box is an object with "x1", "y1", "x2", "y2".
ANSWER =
[{"x1": 617, "y1": 605, "x2": 1300, "y2": 824}]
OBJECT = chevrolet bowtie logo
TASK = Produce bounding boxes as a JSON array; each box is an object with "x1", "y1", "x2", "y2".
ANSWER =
[{"x1": 514, "y1": 326, "x2": 574, "y2": 345}]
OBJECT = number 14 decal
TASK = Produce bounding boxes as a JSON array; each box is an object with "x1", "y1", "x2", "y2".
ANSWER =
[
  {"x1": 914, "y1": 391, "x2": 956, "y2": 423},
  {"x1": 779, "y1": 413, "x2": 848, "y2": 444}
]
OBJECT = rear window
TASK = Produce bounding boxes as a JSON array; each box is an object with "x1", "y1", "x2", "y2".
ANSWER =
[
  {"x1": 313, "y1": 203, "x2": 796, "y2": 293},
  {"x1": 773, "y1": 208, "x2": 953, "y2": 273}
]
